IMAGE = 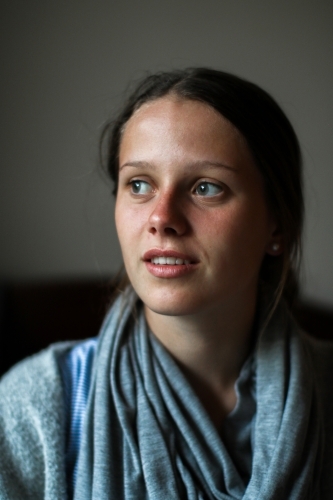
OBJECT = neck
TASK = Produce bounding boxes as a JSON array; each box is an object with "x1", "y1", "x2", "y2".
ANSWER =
[{"x1": 144, "y1": 291, "x2": 258, "y2": 427}]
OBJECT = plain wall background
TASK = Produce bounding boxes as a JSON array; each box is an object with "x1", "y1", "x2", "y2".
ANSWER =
[{"x1": 1, "y1": 0, "x2": 332, "y2": 306}]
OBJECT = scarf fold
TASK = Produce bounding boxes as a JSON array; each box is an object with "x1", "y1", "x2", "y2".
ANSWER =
[{"x1": 73, "y1": 288, "x2": 322, "y2": 499}]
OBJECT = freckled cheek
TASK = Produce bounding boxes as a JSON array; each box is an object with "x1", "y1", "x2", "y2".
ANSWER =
[
  {"x1": 197, "y1": 208, "x2": 244, "y2": 240},
  {"x1": 196, "y1": 214, "x2": 225, "y2": 239},
  {"x1": 198, "y1": 207, "x2": 260, "y2": 261}
]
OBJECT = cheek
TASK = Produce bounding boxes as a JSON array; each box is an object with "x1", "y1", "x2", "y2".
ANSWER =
[
  {"x1": 201, "y1": 205, "x2": 247, "y2": 240},
  {"x1": 115, "y1": 200, "x2": 147, "y2": 253},
  {"x1": 206, "y1": 203, "x2": 271, "y2": 257}
]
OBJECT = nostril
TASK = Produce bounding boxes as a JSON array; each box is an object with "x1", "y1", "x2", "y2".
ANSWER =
[
  {"x1": 148, "y1": 200, "x2": 188, "y2": 236},
  {"x1": 148, "y1": 225, "x2": 178, "y2": 236}
]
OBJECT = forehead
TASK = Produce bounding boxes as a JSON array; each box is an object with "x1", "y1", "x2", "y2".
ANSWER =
[
  {"x1": 119, "y1": 97, "x2": 253, "y2": 170},
  {"x1": 123, "y1": 97, "x2": 242, "y2": 140}
]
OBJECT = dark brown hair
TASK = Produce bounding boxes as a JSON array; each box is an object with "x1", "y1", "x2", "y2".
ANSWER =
[{"x1": 101, "y1": 68, "x2": 303, "y2": 309}]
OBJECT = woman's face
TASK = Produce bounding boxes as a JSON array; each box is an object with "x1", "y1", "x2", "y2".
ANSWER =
[{"x1": 115, "y1": 97, "x2": 278, "y2": 318}]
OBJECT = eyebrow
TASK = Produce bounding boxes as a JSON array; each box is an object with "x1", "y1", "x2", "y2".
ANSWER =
[{"x1": 119, "y1": 160, "x2": 239, "y2": 172}]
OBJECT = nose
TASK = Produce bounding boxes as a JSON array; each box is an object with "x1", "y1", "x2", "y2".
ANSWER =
[{"x1": 148, "y1": 190, "x2": 188, "y2": 236}]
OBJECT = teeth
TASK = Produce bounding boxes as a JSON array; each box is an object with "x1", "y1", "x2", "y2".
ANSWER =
[{"x1": 151, "y1": 257, "x2": 190, "y2": 265}]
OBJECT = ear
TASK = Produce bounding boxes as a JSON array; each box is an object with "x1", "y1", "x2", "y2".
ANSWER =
[{"x1": 265, "y1": 222, "x2": 284, "y2": 256}]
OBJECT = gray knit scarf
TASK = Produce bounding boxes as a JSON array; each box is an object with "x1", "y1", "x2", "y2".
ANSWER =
[{"x1": 73, "y1": 289, "x2": 322, "y2": 499}]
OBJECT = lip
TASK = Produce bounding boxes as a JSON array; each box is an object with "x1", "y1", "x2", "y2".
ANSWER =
[
  {"x1": 143, "y1": 248, "x2": 199, "y2": 279},
  {"x1": 143, "y1": 248, "x2": 198, "y2": 263}
]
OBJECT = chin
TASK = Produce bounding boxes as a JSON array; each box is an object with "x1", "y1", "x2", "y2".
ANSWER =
[
  {"x1": 144, "y1": 302, "x2": 194, "y2": 317},
  {"x1": 139, "y1": 288, "x2": 211, "y2": 318},
  {"x1": 128, "y1": 273, "x2": 228, "y2": 318}
]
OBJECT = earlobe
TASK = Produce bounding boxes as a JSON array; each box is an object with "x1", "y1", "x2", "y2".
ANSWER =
[
  {"x1": 266, "y1": 240, "x2": 283, "y2": 255},
  {"x1": 266, "y1": 222, "x2": 284, "y2": 256}
]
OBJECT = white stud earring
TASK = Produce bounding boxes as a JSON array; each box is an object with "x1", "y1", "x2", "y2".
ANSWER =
[{"x1": 272, "y1": 243, "x2": 280, "y2": 252}]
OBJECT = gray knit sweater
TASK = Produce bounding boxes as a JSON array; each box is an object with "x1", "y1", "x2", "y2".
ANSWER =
[
  {"x1": 0, "y1": 325, "x2": 333, "y2": 499},
  {"x1": 0, "y1": 343, "x2": 71, "y2": 499}
]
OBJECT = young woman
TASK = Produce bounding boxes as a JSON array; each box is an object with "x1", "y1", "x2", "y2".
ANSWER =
[{"x1": 1, "y1": 68, "x2": 332, "y2": 499}]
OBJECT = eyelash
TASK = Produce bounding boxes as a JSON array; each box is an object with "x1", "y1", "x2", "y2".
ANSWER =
[
  {"x1": 193, "y1": 181, "x2": 223, "y2": 197},
  {"x1": 130, "y1": 180, "x2": 153, "y2": 195},
  {"x1": 128, "y1": 179, "x2": 224, "y2": 198}
]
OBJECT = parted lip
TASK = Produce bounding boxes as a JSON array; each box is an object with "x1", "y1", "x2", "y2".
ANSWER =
[{"x1": 143, "y1": 248, "x2": 199, "y2": 263}]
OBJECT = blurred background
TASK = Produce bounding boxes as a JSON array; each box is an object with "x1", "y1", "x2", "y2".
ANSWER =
[{"x1": 0, "y1": 0, "x2": 332, "y2": 371}]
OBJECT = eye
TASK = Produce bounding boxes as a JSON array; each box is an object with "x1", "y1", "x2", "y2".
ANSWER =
[
  {"x1": 130, "y1": 180, "x2": 153, "y2": 195},
  {"x1": 194, "y1": 182, "x2": 223, "y2": 197}
]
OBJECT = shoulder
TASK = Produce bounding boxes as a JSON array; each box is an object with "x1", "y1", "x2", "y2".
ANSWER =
[
  {"x1": 0, "y1": 343, "x2": 74, "y2": 499},
  {"x1": 1, "y1": 341, "x2": 71, "y2": 390},
  {"x1": 0, "y1": 341, "x2": 75, "y2": 423}
]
